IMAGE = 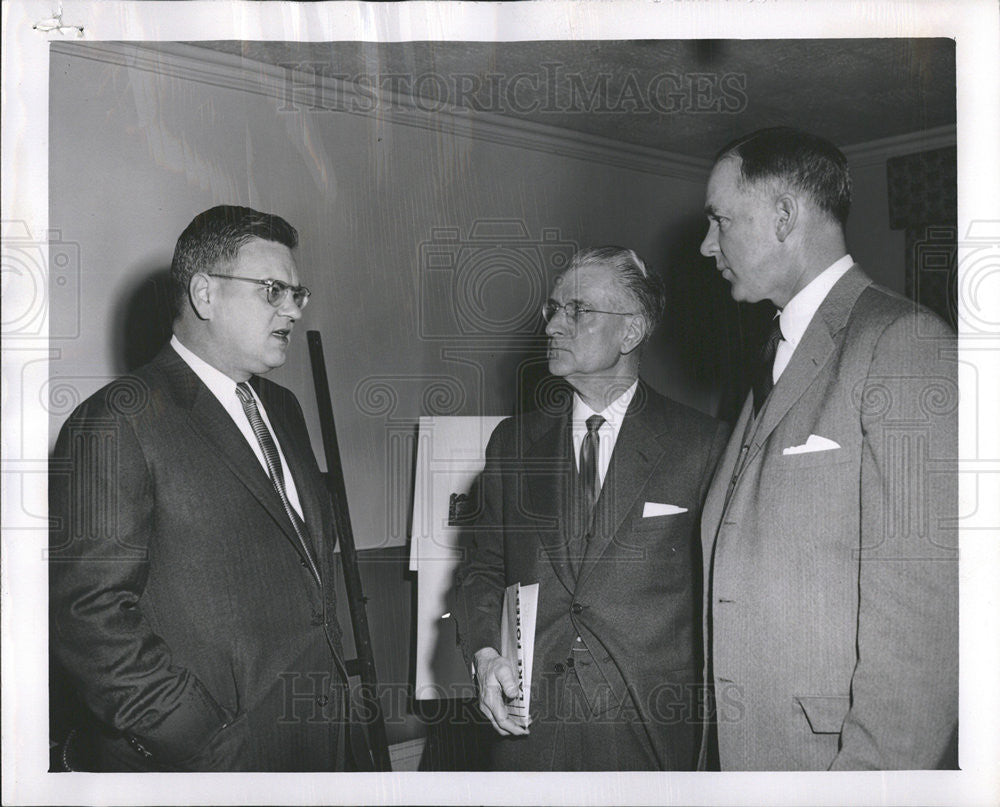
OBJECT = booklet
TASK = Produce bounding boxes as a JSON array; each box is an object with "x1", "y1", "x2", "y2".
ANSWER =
[{"x1": 499, "y1": 582, "x2": 539, "y2": 722}]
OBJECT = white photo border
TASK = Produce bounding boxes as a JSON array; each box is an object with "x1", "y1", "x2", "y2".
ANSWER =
[{"x1": 2, "y1": 1, "x2": 998, "y2": 804}]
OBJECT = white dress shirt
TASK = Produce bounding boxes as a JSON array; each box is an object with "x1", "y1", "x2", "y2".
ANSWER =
[
  {"x1": 170, "y1": 335, "x2": 304, "y2": 518},
  {"x1": 773, "y1": 254, "x2": 854, "y2": 382},
  {"x1": 571, "y1": 379, "x2": 638, "y2": 491}
]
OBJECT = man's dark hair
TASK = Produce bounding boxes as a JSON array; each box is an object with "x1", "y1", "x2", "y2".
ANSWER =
[
  {"x1": 568, "y1": 246, "x2": 666, "y2": 341},
  {"x1": 715, "y1": 126, "x2": 853, "y2": 227},
  {"x1": 170, "y1": 205, "x2": 298, "y2": 312}
]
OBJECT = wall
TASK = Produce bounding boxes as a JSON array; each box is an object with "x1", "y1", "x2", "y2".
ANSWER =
[
  {"x1": 845, "y1": 154, "x2": 909, "y2": 291},
  {"x1": 47, "y1": 41, "x2": 956, "y2": 757},
  {"x1": 48, "y1": 42, "x2": 719, "y2": 552},
  {"x1": 49, "y1": 43, "x2": 955, "y2": 553}
]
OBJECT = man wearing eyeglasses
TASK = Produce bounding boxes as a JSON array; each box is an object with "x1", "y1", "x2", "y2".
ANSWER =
[
  {"x1": 49, "y1": 206, "x2": 360, "y2": 771},
  {"x1": 455, "y1": 247, "x2": 729, "y2": 770}
]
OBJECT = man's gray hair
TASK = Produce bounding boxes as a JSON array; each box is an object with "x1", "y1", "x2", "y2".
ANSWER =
[{"x1": 567, "y1": 246, "x2": 665, "y2": 340}]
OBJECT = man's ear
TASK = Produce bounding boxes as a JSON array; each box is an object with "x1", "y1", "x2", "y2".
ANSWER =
[
  {"x1": 188, "y1": 273, "x2": 213, "y2": 320},
  {"x1": 620, "y1": 314, "x2": 646, "y2": 355},
  {"x1": 774, "y1": 193, "x2": 798, "y2": 242}
]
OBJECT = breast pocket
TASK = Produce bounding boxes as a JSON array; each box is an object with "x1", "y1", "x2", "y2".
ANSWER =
[
  {"x1": 622, "y1": 512, "x2": 694, "y2": 568},
  {"x1": 633, "y1": 512, "x2": 689, "y2": 533},
  {"x1": 774, "y1": 446, "x2": 852, "y2": 471}
]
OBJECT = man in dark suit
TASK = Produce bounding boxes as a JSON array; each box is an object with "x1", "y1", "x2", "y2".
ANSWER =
[
  {"x1": 455, "y1": 247, "x2": 729, "y2": 770},
  {"x1": 49, "y1": 205, "x2": 358, "y2": 771},
  {"x1": 699, "y1": 128, "x2": 958, "y2": 769}
]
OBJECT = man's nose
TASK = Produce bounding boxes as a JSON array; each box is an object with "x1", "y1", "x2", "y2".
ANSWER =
[
  {"x1": 278, "y1": 290, "x2": 303, "y2": 320},
  {"x1": 544, "y1": 309, "x2": 572, "y2": 337},
  {"x1": 699, "y1": 223, "x2": 718, "y2": 258}
]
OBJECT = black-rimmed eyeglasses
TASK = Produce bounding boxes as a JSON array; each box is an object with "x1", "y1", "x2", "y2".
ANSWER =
[
  {"x1": 541, "y1": 300, "x2": 637, "y2": 323},
  {"x1": 207, "y1": 274, "x2": 311, "y2": 309}
]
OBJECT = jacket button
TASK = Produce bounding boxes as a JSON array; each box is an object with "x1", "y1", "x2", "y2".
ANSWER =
[
  {"x1": 554, "y1": 663, "x2": 565, "y2": 673},
  {"x1": 565, "y1": 658, "x2": 575, "y2": 668},
  {"x1": 571, "y1": 603, "x2": 583, "y2": 614},
  {"x1": 317, "y1": 695, "x2": 330, "y2": 707}
]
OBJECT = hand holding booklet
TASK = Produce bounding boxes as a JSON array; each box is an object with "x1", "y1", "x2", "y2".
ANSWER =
[{"x1": 499, "y1": 582, "x2": 539, "y2": 722}]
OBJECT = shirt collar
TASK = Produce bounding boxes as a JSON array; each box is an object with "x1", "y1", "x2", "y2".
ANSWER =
[
  {"x1": 572, "y1": 379, "x2": 638, "y2": 432},
  {"x1": 779, "y1": 254, "x2": 854, "y2": 346},
  {"x1": 171, "y1": 334, "x2": 248, "y2": 401}
]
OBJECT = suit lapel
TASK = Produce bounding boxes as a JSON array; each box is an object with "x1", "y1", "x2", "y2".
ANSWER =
[
  {"x1": 744, "y1": 265, "x2": 871, "y2": 467},
  {"x1": 255, "y1": 380, "x2": 328, "y2": 565},
  {"x1": 701, "y1": 393, "x2": 752, "y2": 577},
  {"x1": 250, "y1": 385, "x2": 349, "y2": 678},
  {"x1": 524, "y1": 412, "x2": 578, "y2": 595},
  {"x1": 156, "y1": 347, "x2": 319, "y2": 572},
  {"x1": 577, "y1": 384, "x2": 663, "y2": 589},
  {"x1": 744, "y1": 321, "x2": 835, "y2": 462}
]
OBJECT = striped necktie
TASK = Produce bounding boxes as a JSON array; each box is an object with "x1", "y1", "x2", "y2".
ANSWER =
[
  {"x1": 235, "y1": 381, "x2": 321, "y2": 586},
  {"x1": 580, "y1": 414, "x2": 606, "y2": 516}
]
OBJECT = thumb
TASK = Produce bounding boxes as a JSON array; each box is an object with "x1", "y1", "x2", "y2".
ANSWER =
[{"x1": 494, "y1": 660, "x2": 521, "y2": 699}]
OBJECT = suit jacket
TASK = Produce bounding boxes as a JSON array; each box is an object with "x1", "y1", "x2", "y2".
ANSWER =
[
  {"x1": 456, "y1": 381, "x2": 729, "y2": 770},
  {"x1": 700, "y1": 265, "x2": 958, "y2": 770},
  {"x1": 49, "y1": 344, "x2": 352, "y2": 771}
]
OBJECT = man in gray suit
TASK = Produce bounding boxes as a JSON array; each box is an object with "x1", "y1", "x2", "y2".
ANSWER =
[
  {"x1": 456, "y1": 247, "x2": 728, "y2": 770},
  {"x1": 699, "y1": 127, "x2": 958, "y2": 770},
  {"x1": 50, "y1": 206, "x2": 359, "y2": 770}
]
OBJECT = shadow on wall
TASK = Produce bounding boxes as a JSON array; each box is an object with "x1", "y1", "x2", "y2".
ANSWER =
[
  {"x1": 49, "y1": 264, "x2": 175, "y2": 768},
  {"x1": 112, "y1": 265, "x2": 175, "y2": 375},
  {"x1": 648, "y1": 213, "x2": 775, "y2": 424},
  {"x1": 514, "y1": 351, "x2": 562, "y2": 416}
]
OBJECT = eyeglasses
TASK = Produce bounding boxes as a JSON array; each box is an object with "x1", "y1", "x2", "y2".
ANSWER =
[
  {"x1": 207, "y1": 274, "x2": 311, "y2": 309},
  {"x1": 541, "y1": 300, "x2": 637, "y2": 323}
]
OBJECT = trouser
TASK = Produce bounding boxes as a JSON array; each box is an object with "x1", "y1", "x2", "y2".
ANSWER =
[{"x1": 491, "y1": 666, "x2": 658, "y2": 771}]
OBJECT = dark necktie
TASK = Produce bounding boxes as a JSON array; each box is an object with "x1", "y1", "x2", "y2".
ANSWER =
[
  {"x1": 580, "y1": 415, "x2": 606, "y2": 516},
  {"x1": 235, "y1": 381, "x2": 321, "y2": 586},
  {"x1": 752, "y1": 317, "x2": 784, "y2": 417}
]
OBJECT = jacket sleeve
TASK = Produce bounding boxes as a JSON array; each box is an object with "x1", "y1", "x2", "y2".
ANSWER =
[
  {"x1": 452, "y1": 421, "x2": 511, "y2": 671},
  {"x1": 831, "y1": 311, "x2": 959, "y2": 769},
  {"x1": 49, "y1": 390, "x2": 230, "y2": 766}
]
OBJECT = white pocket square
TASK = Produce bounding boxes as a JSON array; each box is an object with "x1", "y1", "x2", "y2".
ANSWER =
[
  {"x1": 642, "y1": 502, "x2": 688, "y2": 517},
  {"x1": 783, "y1": 434, "x2": 841, "y2": 455}
]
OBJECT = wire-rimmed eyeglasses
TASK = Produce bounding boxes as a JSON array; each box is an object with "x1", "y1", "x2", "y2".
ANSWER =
[
  {"x1": 541, "y1": 300, "x2": 637, "y2": 323},
  {"x1": 207, "y1": 274, "x2": 311, "y2": 309}
]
